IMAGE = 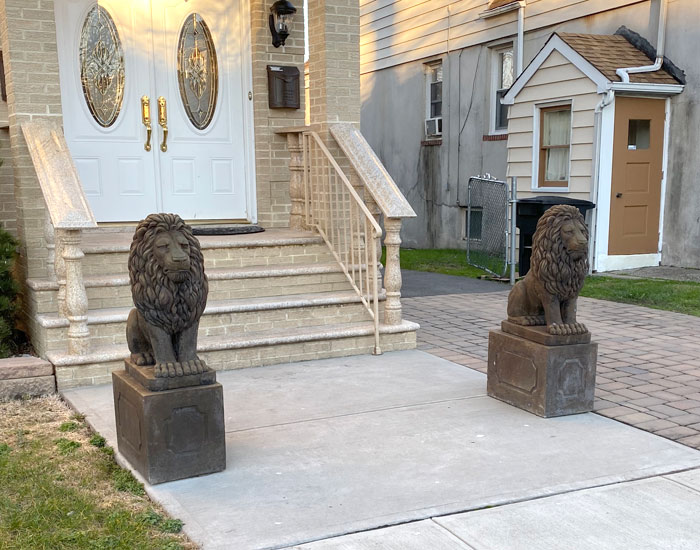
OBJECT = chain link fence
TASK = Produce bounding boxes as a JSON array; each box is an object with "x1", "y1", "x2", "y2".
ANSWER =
[{"x1": 464, "y1": 175, "x2": 510, "y2": 277}]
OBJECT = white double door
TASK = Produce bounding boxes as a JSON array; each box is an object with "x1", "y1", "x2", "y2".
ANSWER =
[{"x1": 56, "y1": 0, "x2": 254, "y2": 222}]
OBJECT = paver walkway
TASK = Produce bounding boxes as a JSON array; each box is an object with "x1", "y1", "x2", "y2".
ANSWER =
[{"x1": 401, "y1": 271, "x2": 700, "y2": 450}]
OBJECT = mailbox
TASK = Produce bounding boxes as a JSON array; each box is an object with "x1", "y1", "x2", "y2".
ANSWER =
[{"x1": 267, "y1": 65, "x2": 300, "y2": 109}]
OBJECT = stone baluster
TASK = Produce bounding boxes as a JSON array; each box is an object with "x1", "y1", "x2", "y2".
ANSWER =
[
  {"x1": 59, "y1": 229, "x2": 89, "y2": 355},
  {"x1": 287, "y1": 131, "x2": 306, "y2": 231},
  {"x1": 55, "y1": 231, "x2": 67, "y2": 317},
  {"x1": 44, "y1": 209, "x2": 56, "y2": 281},
  {"x1": 382, "y1": 217, "x2": 403, "y2": 325}
]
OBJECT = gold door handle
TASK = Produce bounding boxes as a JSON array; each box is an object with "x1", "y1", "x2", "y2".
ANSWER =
[
  {"x1": 158, "y1": 96, "x2": 168, "y2": 152},
  {"x1": 141, "y1": 95, "x2": 152, "y2": 152}
]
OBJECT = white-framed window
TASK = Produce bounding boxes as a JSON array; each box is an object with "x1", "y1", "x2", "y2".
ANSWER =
[
  {"x1": 425, "y1": 60, "x2": 443, "y2": 138},
  {"x1": 490, "y1": 45, "x2": 514, "y2": 134},
  {"x1": 533, "y1": 101, "x2": 572, "y2": 190}
]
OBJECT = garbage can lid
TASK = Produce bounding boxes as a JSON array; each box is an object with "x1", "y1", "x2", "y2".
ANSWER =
[{"x1": 517, "y1": 195, "x2": 595, "y2": 209}]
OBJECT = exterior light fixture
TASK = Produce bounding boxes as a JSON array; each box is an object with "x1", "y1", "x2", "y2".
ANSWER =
[{"x1": 269, "y1": 0, "x2": 296, "y2": 48}]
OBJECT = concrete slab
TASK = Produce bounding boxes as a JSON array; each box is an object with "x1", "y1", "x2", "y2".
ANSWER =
[
  {"x1": 62, "y1": 351, "x2": 700, "y2": 550},
  {"x1": 666, "y1": 467, "x2": 700, "y2": 493},
  {"x1": 288, "y1": 520, "x2": 474, "y2": 549},
  {"x1": 435, "y1": 476, "x2": 700, "y2": 550}
]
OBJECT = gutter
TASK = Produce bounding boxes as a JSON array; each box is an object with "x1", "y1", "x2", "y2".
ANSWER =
[{"x1": 615, "y1": 0, "x2": 668, "y2": 83}]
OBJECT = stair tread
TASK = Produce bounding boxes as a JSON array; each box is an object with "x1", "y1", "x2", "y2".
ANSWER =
[
  {"x1": 37, "y1": 289, "x2": 375, "y2": 327},
  {"x1": 46, "y1": 319, "x2": 419, "y2": 366},
  {"x1": 81, "y1": 228, "x2": 323, "y2": 253},
  {"x1": 27, "y1": 262, "x2": 344, "y2": 291}
]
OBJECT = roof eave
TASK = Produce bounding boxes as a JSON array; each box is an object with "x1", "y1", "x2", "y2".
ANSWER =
[{"x1": 608, "y1": 82, "x2": 685, "y2": 95}]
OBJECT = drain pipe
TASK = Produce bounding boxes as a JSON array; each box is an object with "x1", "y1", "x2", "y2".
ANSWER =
[
  {"x1": 516, "y1": 2, "x2": 525, "y2": 76},
  {"x1": 589, "y1": 90, "x2": 615, "y2": 273},
  {"x1": 616, "y1": 0, "x2": 668, "y2": 82}
]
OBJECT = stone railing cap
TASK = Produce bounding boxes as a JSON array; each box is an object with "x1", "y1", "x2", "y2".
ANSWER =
[
  {"x1": 330, "y1": 123, "x2": 416, "y2": 219},
  {"x1": 22, "y1": 120, "x2": 97, "y2": 230}
]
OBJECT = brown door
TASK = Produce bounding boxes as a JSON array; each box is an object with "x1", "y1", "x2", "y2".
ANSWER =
[{"x1": 608, "y1": 97, "x2": 665, "y2": 255}]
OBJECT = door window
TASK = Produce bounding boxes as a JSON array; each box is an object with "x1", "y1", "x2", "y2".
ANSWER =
[
  {"x1": 79, "y1": 5, "x2": 125, "y2": 127},
  {"x1": 177, "y1": 13, "x2": 218, "y2": 130}
]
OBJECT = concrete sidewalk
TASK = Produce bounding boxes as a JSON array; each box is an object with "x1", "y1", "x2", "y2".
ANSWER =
[
  {"x1": 401, "y1": 270, "x2": 700, "y2": 450},
  {"x1": 63, "y1": 351, "x2": 700, "y2": 550}
]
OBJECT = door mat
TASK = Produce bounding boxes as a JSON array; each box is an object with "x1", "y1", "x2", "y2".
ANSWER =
[{"x1": 192, "y1": 225, "x2": 265, "y2": 236}]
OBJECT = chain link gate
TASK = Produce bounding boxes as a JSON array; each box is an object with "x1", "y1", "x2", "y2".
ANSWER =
[{"x1": 465, "y1": 175, "x2": 510, "y2": 277}]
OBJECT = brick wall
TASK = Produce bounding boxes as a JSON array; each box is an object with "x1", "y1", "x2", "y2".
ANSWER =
[
  {"x1": 0, "y1": 127, "x2": 16, "y2": 235},
  {"x1": 0, "y1": 0, "x2": 63, "y2": 284},
  {"x1": 250, "y1": 0, "x2": 306, "y2": 228}
]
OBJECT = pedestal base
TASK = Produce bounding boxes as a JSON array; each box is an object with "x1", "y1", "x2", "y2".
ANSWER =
[
  {"x1": 112, "y1": 366, "x2": 226, "y2": 484},
  {"x1": 487, "y1": 329, "x2": 597, "y2": 418}
]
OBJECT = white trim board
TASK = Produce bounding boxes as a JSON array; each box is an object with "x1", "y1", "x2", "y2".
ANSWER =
[{"x1": 595, "y1": 253, "x2": 661, "y2": 272}]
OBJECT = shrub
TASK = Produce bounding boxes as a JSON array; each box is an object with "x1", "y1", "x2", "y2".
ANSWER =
[{"x1": 0, "y1": 224, "x2": 19, "y2": 358}]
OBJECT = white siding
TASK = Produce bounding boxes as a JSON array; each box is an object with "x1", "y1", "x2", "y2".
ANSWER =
[
  {"x1": 505, "y1": 50, "x2": 598, "y2": 200},
  {"x1": 359, "y1": 0, "x2": 647, "y2": 74}
]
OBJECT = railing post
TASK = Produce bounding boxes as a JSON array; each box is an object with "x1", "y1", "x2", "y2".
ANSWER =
[
  {"x1": 44, "y1": 208, "x2": 56, "y2": 282},
  {"x1": 59, "y1": 229, "x2": 90, "y2": 355},
  {"x1": 286, "y1": 131, "x2": 306, "y2": 231},
  {"x1": 383, "y1": 217, "x2": 403, "y2": 325}
]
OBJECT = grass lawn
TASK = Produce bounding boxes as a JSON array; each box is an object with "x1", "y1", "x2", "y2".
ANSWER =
[
  {"x1": 580, "y1": 276, "x2": 700, "y2": 317},
  {"x1": 387, "y1": 248, "x2": 488, "y2": 278},
  {"x1": 392, "y1": 247, "x2": 700, "y2": 317},
  {"x1": 0, "y1": 396, "x2": 196, "y2": 550}
]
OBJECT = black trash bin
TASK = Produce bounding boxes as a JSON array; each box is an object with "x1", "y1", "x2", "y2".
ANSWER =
[{"x1": 516, "y1": 196, "x2": 595, "y2": 276}]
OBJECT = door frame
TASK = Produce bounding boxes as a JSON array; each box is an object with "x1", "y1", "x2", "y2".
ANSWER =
[
  {"x1": 54, "y1": 0, "x2": 258, "y2": 224},
  {"x1": 593, "y1": 94, "x2": 671, "y2": 272}
]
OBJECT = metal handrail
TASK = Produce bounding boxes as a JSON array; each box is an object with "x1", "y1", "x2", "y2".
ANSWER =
[{"x1": 302, "y1": 131, "x2": 382, "y2": 354}]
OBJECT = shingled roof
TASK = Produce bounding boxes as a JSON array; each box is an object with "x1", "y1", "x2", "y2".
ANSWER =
[{"x1": 557, "y1": 33, "x2": 680, "y2": 85}]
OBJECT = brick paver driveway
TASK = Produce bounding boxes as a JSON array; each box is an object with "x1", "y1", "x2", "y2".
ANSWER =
[{"x1": 403, "y1": 283, "x2": 700, "y2": 450}]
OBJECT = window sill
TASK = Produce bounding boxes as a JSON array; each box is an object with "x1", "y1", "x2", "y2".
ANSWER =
[
  {"x1": 483, "y1": 134, "x2": 508, "y2": 141},
  {"x1": 421, "y1": 139, "x2": 442, "y2": 146}
]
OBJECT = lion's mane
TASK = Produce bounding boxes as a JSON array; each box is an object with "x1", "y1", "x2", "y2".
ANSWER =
[
  {"x1": 530, "y1": 204, "x2": 588, "y2": 300},
  {"x1": 128, "y1": 213, "x2": 208, "y2": 335}
]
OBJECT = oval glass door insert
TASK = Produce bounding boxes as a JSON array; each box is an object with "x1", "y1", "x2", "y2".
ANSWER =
[
  {"x1": 177, "y1": 13, "x2": 218, "y2": 130},
  {"x1": 79, "y1": 5, "x2": 125, "y2": 128}
]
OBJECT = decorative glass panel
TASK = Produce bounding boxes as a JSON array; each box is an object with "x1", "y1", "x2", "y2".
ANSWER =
[
  {"x1": 79, "y1": 5, "x2": 125, "y2": 128},
  {"x1": 177, "y1": 14, "x2": 218, "y2": 130},
  {"x1": 500, "y1": 50, "x2": 514, "y2": 89}
]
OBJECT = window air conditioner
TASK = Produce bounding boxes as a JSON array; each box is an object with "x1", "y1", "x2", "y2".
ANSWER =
[{"x1": 425, "y1": 117, "x2": 442, "y2": 137}]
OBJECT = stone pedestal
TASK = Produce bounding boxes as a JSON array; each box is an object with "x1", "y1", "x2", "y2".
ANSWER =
[
  {"x1": 112, "y1": 362, "x2": 226, "y2": 484},
  {"x1": 487, "y1": 322, "x2": 597, "y2": 418}
]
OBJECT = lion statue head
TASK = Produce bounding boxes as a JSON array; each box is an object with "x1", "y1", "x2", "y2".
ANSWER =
[
  {"x1": 128, "y1": 213, "x2": 208, "y2": 335},
  {"x1": 530, "y1": 204, "x2": 589, "y2": 300}
]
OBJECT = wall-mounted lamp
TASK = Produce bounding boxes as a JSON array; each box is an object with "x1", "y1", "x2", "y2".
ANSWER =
[{"x1": 269, "y1": 0, "x2": 297, "y2": 48}]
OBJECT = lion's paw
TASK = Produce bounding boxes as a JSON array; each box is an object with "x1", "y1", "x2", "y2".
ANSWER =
[
  {"x1": 548, "y1": 323, "x2": 588, "y2": 336},
  {"x1": 132, "y1": 352, "x2": 154, "y2": 366}
]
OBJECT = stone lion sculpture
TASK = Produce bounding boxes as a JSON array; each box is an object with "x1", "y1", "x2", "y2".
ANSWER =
[
  {"x1": 126, "y1": 213, "x2": 209, "y2": 378},
  {"x1": 507, "y1": 204, "x2": 589, "y2": 336}
]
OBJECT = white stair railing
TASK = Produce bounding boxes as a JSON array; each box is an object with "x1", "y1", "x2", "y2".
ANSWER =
[{"x1": 302, "y1": 131, "x2": 382, "y2": 354}]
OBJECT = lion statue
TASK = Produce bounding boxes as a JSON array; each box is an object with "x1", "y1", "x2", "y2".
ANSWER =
[
  {"x1": 507, "y1": 204, "x2": 589, "y2": 336},
  {"x1": 126, "y1": 213, "x2": 209, "y2": 378}
]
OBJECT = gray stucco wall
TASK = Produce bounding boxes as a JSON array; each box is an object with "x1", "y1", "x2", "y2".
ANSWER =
[{"x1": 361, "y1": 1, "x2": 700, "y2": 267}]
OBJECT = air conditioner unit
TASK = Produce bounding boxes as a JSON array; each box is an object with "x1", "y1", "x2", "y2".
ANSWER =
[{"x1": 425, "y1": 117, "x2": 442, "y2": 137}]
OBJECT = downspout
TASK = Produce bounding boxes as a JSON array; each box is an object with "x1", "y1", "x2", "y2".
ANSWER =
[
  {"x1": 615, "y1": 0, "x2": 668, "y2": 82},
  {"x1": 516, "y1": 2, "x2": 525, "y2": 76},
  {"x1": 589, "y1": 90, "x2": 615, "y2": 273}
]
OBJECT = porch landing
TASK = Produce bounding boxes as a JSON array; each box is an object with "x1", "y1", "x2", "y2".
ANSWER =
[{"x1": 63, "y1": 350, "x2": 700, "y2": 550}]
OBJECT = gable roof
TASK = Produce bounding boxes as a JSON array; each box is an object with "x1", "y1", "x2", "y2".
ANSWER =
[
  {"x1": 503, "y1": 32, "x2": 684, "y2": 105},
  {"x1": 558, "y1": 33, "x2": 678, "y2": 85}
]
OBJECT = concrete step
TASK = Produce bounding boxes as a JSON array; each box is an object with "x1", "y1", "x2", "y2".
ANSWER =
[
  {"x1": 35, "y1": 290, "x2": 381, "y2": 354},
  {"x1": 79, "y1": 229, "x2": 331, "y2": 277},
  {"x1": 27, "y1": 263, "x2": 350, "y2": 314},
  {"x1": 48, "y1": 320, "x2": 419, "y2": 389}
]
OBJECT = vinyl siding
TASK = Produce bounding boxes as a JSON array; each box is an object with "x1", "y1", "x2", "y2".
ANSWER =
[
  {"x1": 505, "y1": 50, "x2": 598, "y2": 200},
  {"x1": 359, "y1": 0, "x2": 647, "y2": 74}
]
